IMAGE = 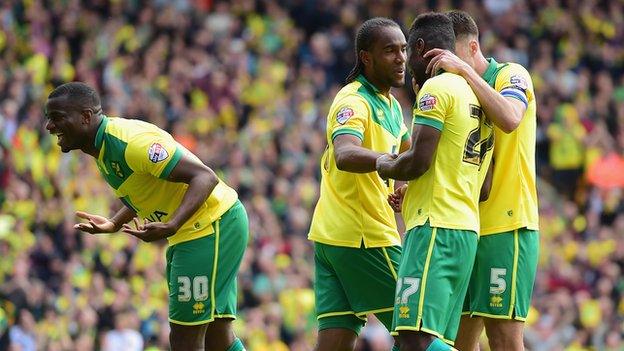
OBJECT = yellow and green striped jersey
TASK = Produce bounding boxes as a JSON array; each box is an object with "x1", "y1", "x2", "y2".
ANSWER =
[
  {"x1": 93, "y1": 116, "x2": 237, "y2": 246},
  {"x1": 479, "y1": 58, "x2": 539, "y2": 235},
  {"x1": 308, "y1": 75, "x2": 409, "y2": 248},
  {"x1": 402, "y1": 73, "x2": 492, "y2": 233}
]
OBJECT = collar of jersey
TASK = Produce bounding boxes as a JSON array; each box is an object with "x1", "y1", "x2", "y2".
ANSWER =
[
  {"x1": 355, "y1": 74, "x2": 382, "y2": 94},
  {"x1": 482, "y1": 58, "x2": 499, "y2": 83},
  {"x1": 94, "y1": 115, "x2": 109, "y2": 150}
]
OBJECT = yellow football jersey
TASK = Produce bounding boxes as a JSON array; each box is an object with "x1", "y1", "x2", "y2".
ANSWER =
[
  {"x1": 308, "y1": 75, "x2": 409, "y2": 248},
  {"x1": 93, "y1": 116, "x2": 238, "y2": 246},
  {"x1": 479, "y1": 59, "x2": 539, "y2": 235},
  {"x1": 402, "y1": 73, "x2": 492, "y2": 233}
]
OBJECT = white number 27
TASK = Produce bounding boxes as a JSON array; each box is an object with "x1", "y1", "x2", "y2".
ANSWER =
[{"x1": 395, "y1": 277, "x2": 421, "y2": 304}]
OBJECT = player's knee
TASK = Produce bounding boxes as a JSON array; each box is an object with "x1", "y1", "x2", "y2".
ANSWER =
[
  {"x1": 485, "y1": 321, "x2": 524, "y2": 351},
  {"x1": 315, "y1": 328, "x2": 357, "y2": 351},
  {"x1": 169, "y1": 323, "x2": 206, "y2": 351},
  {"x1": 398, "y1": 331, "x2": 435, "y2": 351}
]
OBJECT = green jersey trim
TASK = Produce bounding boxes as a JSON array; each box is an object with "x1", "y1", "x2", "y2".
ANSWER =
[
  {"x1": 159, "y1": 146, "x2": 184, "y2": 179},
  {"x1": 482, "y1": 58, "x2": 509, "y2": 87},
  {"x1": 332, "y1": 128, "x2": 364, "y2": 141},
  {"x1": 414, "y1": 115, "x2": 443, "y2": 131},
  {"x1": 94, "y1": 115, "x2": 109, "y2": 150},
  {"x1": 355, "y1": 75, "x2": 403, "y2": 138}
]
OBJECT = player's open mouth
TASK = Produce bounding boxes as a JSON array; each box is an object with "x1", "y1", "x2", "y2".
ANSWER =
[{"x1": 56, "y1": 133, "x2": 64, "y2": 144}]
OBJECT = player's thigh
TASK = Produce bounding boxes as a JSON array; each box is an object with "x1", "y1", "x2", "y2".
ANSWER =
[
  {"x1": 213, "y1": 200, "x2": 249, "y2": 319},
  {"x1": 467, "y1": 229, "x2": 538, "y2": 321},
  {"x1": 314, "y1": 242, "x2": 367, "y2": 336},
  {"x1": 393, "y1": 223, "x2": 477, "y2": 344},
  {"x1": 325, "y1": 243, "x2": 401, "y2": 319},
  {"x1": 167, "y1": 235, "x2": 217, "y2": 326}
]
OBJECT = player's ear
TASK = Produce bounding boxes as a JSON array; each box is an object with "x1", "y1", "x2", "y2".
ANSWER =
[
  {"x1": 469, "y1": 39, "x2": 479, "y2": 56},
  {"x1": 81, "y1": 108, "x2": 93, "y2": 125},
  {"x1": 416, "y1": 38, "x2": 425, "y2": 55},
  {"x1": 360, "y1": 50, "x2": 371, "y2": 67}
]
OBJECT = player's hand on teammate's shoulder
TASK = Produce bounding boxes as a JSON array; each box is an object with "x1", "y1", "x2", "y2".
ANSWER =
[
  {"x1": 388, "y1": 184, "x2": 407, "y2": 213},
  {"x1": 424, "y1": 48, "x2": 470, "y2": 78},
  {"x1": 74, "y1": 211, "x2": 119, "y2": 234},
  {"x1": 122, "y1": 217, "x2": 177, "y2": 242}
]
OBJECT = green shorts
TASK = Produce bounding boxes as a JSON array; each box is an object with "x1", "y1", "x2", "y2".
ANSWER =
[
  {"x1": 314, "y1": 242, "x2": 401, "y2": 335},
  {"x1": 393, "y1": 222, "x2": 478, "y2": 345},
  {"x1": 463, "y1": 228, "x2": 539, "y2": 321},
  {"x1": 166, "y1": 200, "x2": 249, "y2": 325}
]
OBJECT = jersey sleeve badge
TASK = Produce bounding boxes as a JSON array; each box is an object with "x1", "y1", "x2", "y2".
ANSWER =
[
  {"x1": 510, "y1": 75, "x2": 528, "y2": 91},
  {"x1": 148, "y1": 143, "x2": 169, "y2": 163},
  {"x1": 418, "y1": 93, "x2": 437, "y2": 111},
  {"x1": 336, "y1": 107, "x2": 354, "y2": 124}
]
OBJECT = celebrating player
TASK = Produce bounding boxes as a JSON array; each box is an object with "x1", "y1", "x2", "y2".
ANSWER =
[
  {"x1": 376, "y1": 13, "x2": 493, "y2": 351},
  {"x1": 45, "y1": 82, "x2": 249, "y2": 351},
  {"x1": 308, "y1": 17, "x2": 410, "y2": 351},
  {"x1": 424, "y1": 11, "x2": 539, "y2": 351}
]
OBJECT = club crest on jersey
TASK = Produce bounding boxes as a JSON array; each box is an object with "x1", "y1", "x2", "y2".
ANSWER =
[
  {"x1": 336, "y1": 107, "x2": 354, "y2": 124},
  {"x1": 148, "y1": 143, "x2": 169, "y2": 163},
  {"x1": 510, "y1": 75, "x2": 528, "y2": 91},
  {"x1": 418, "y1": 94, "x2": 437, "y2": 111}
]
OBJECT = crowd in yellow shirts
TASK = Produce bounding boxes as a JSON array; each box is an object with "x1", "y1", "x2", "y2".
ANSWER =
[{"x1": 1, "y1": 0, "x2": 623, "y2": 350}]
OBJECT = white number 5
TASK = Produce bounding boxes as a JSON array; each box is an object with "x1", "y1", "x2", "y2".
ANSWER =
[{"x1": 489, "y1": 268, "x2": 507, "y2": 294}]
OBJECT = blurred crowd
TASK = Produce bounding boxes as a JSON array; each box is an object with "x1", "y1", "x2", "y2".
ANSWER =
[{"x1": 0, "y1": 0, "x2": 623, "y2": 350}]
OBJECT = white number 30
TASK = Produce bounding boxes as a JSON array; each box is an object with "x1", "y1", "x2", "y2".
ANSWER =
[{"x1": 177, "y1": 276, "x2": 209, "y2": 302}]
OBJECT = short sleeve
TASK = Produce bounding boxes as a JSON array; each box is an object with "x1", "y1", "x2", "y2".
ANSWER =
[
  {"x1": 329, "y1": 95, "x2": 370, "y2": 142},
  {"x1": 495, "y1": 64, "x2": 533, "y2": 109},
  {"x1": 125, "y1": 131, "x2": 184, "y2": 179},
  {"x1": 413, "y1": 78, "x2": 451, "y2": 131}
]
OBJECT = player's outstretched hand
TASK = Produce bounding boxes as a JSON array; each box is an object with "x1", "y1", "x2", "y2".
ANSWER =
[
  {"x1": 74, "y1": 211, "x2": 118, "y2": 234},
  {"x1": 122, "y1": 218, "x2": 176, "y2": 242},
  {"x1": 424, "y1": 48, "x2": 470, "y2": 78},
  {"x1": 388, "y1": 184, "x2": 407, "y2": 213}
]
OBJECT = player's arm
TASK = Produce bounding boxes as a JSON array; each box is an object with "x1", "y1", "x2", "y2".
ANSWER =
[
  {"x1": 123, "y1": 155, "x2": 218, "y2": 241},
  {"x1": 334, "y1": 134, "x2": 388, "y2": 173},
  {"x1": 376, "y1": 124, "x2": 441, "y2": 181},
  {"x1": 332, "y1": 97, "x2": 393, "y2": 173},
  {"x1": 479, "y1": 159, "x2": 494, "y2": 202},
  {"x1": 424, "y1": 49, "x2": 526, "y2": 133},
  {"x1": 164, "y1": 155, "x2": 219, "y2": 231}
]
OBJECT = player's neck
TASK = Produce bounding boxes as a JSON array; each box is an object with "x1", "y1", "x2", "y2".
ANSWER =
[
  {"x1": 474, "y1": 53, "x2": 489, "y2": 76},
  {"x1": 362, "y1": 72, "x2": 391, "y2": 98},
  {"x1": 82, "y1": 115, "x2": 103, "y2": 158}
]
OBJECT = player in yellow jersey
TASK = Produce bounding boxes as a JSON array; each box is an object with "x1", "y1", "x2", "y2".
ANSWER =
[
  {"x1": 423, "y1": 11, "x2": 539, "y2": 351},
  {"x1": 45, "y1": 82, "x2": 248, "y2": 351},
  {"x1": 308, "y1": 17, "x2": 410, "y2": 351},
  {"x1": 377, "y1": 13, "x2": 493, "y2": 351}
]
